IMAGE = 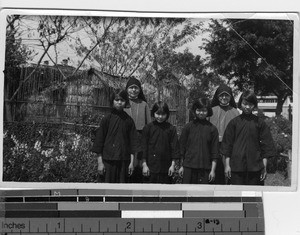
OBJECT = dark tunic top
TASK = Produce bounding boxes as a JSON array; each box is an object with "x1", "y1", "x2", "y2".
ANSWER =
[
  {"x1": 180, "y1": 119, "x2": 219, "y2": 170},
  {"x1": 142, "y1": 121, "x2": 180, "y2": 174},
  {"x1": 91, "y1": 109, "x2": 137, "y2": 161},
  {"x1": 220, "y1": 113, "x2": 276, "y2": 172}
]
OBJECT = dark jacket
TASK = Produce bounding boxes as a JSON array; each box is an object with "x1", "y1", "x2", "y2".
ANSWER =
[
  {"x1": 180, "y1": 119, "x2": 219, "y2": 170},
  {"x1": 142, "y1": 121, "x2": 180, "y2": 174},
  {"x1": 91, "y1": 109, "x2": 137, "y2": 161},
  {"x1": 220, "y1": 113, "x2": 276, "y2": 172}
]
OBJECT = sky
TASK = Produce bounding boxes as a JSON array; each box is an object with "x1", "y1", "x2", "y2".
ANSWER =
[{"x1": 14, "y1": 15, "x2": 211, "y2": 69}]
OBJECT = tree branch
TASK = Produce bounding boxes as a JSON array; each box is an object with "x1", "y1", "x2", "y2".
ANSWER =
[{"x1": 9, "y1": 43, "x2": 51, "y2": 101}]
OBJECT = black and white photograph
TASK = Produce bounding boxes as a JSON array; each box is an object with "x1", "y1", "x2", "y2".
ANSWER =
[{"x1": 1, "y1": 11, "x2": 297, "y2": 189}]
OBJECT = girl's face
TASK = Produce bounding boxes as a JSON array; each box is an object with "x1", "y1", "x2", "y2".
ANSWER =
[
  {"x1": 154, "y1": 111, "x2": 167, "y2": 123},
  {"x1": 241, "y1": 99, "x2": 255, "y2": 114},
  {"x1": 113, "y1": 96, "x2": 126, "y2": 111},
  {"x1": 218, "y1": 92, "x2": 231, "y2": 106},
  {"x1": 195, "y1": 108, "x2": 208, "y2": 120},
  {"x1": 127, "y1": 85, "x2": 140, "y2": 99}
]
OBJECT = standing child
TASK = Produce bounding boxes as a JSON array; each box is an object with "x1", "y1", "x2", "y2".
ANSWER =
[
  {"x1": 124, "y1": 77, "x2": 152, "y2": 183},
  {"x1": 221, "y1": 90, "x2": 276, "y2": 185},
  {"x1": 91, "y1": 89, "x2": 137, "y2": 183},
  {"x1": 209, "y1": 84, "x2": 240, "y2": 184},
  {"x1": 141, "y1": 102, "x2": 180, "y2": 184},
  {"x1": 179, "y1": 97, "x2": 219, "y2": 184}
]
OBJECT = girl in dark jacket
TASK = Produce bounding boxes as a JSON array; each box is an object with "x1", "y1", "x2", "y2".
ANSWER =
[
  {"x1": 179, "y1": 97, "x2": 219, "y2": 184},
  {"x1": 221, "y1": 90, "x2": 276, "y2": 185},
  {"x1": 91, "y1": 89, "x2": 137, "y2": 183},
  {"x1": 141, "y1": 101, "x2": 180, "y2": 184}
]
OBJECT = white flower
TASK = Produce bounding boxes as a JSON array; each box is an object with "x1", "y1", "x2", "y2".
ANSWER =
[
  {"x1": 41, "y1": 149, "x2": 53, "y2": 158},
  {"x1": 34, "y1": 140, "x2": 42, "y2": 152},
  {"x1": 55, "y1": 155, "x2": 67, "y2": 162},
  {"x1": 72, "y1": 134, "x2": 81, "y2": 150},
  {"x1": 10, "y1": 135, "x2": 28, "y2": 156},
  {"x1": 59, "y1": 141, "x2": 66, "y2": 154}
]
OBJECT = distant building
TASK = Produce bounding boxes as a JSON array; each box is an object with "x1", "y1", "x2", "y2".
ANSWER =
[{"x1": 257, "y1": 96, "x2": 293, "y2": 119}]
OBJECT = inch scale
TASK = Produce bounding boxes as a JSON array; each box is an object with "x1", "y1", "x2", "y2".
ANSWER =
[
  {"x1": 2, "y1": 217, "x2": 264, "y2": 234},
  {"x1": 0, "y1": 189, "x2": 265, "y2": 235}
]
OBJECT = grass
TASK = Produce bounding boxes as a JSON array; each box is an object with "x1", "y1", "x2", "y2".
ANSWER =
[{"x1": 265, "y1": 171, "x2": 291, "y2": 187}]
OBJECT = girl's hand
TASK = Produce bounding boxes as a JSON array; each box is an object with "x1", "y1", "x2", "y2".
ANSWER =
[
  {"x1": 98, "y1": 162, "x2": 105, "y2": 175},
  {"x1": 260, "y1": 167, "x2": 267, "y2": 181},
  {"x1": 142, "y1": 164, "x2": 150, "y2": 177},
  {"x1": 168, "y1": 165, "x2": 175, "y2": 176},
  {"x1": 209, "y1": 170, "x2": 215, "y2": 182},
  {"x1": 225, "y1": 165, "x2": 231, "y2": 179},
  {"x1": 178, "y1": 166, "x2": 184, "y2": 178},
  {"x1": 128, "y1": 162, "x2": 134, "y2": 176}
]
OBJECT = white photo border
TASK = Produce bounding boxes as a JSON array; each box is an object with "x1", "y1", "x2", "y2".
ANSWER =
[{"x1": 0, "y1": 9, "x2": 299, "y2": 192}]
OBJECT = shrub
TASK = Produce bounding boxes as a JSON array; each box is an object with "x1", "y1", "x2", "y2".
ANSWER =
[
  {"x1": 264, "y1": 115, "x2": 292, "y2": 175},
  {"x1": 3, "y1": 122, "x2": 98, "y2": 182}
]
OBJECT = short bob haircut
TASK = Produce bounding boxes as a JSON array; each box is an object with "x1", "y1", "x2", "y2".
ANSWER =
[
  {"x1": 109, "y1": 89, "x2": 130, "y2": 108},
  {"x1": 191, "y1": 97, "x2": 213, "y2": 117},
  {"x1": 238, "y1": 90, "x2": 258, "y2": 108},
  {"x1": 151, "y1": 101, "x2": 170, "y2": 120}
]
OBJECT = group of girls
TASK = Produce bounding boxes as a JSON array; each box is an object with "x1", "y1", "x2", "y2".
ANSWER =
[{"x1": 91, "y1": 77, "x2": 276, "y2": 186}]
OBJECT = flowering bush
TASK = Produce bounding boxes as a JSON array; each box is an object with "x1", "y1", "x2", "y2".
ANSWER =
[
  {"x1": 3, "y1": 122, "x2": 98, "y2": 182},
  {"x1": 264, "y1": 115, "x2": 292, "y2": 175},
  {"x1": 3, "y1": 115, "x2": 292, "y2": 185}
]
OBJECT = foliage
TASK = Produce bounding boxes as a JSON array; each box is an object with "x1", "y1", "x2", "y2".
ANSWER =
[
  {"x1": 264, "y1": 116, "x2": 292, "y2": 175},
  {"x1": 7, "y1": 15, "x2": 205, "y2": 106},
  {"x1": 201, "y1": 19, "x2": 293, "y2": 115},
  {"x1": 5, "y1": 15, "x2": 33, "y2": 68},
  {"x1": 265, "y1": 172, "x2": 290, "y2": 186},
  {"x1": 265, "y1": 115, "x2": 292, "y2": 154},
  {"x1": 3, "y1": 122, "x2": 98, "y2": 182},
  {"x1": 3, "y1": 117, "x2": 291, "y2": 185}
]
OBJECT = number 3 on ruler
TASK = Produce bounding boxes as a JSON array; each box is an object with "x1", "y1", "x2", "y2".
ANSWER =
[{"x1": 197, "y1": 222, "x2": 203, "y2": 229}]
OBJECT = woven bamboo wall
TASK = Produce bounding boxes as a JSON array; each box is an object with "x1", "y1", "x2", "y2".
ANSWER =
[{"x1": 4, "y1": 66, "x2": 184, "y2": 126}]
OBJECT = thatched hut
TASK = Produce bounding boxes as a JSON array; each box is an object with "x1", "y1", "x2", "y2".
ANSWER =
[{"x1": 5, "y1": 64, "x2": 126, "y2": 124}]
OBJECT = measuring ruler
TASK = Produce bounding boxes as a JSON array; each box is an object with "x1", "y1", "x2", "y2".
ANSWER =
[{"x1": 0, "y1": 189, "x2": 264, "y2": 234}]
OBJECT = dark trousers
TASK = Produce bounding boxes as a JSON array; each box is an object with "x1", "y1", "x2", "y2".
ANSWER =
[
  {"x1": 214, "y1": 156, "x2": 226, "y2": 185},
  {"x1": 182, "y1": 167, "x2": 210, "y2": 184},
  {"x1": 144, "y1": 173, "x2": 172, "y2": 184},
  {"x1": 97, "y1": 160, "x2": 129, "y2": 183},
  {"x1": 128, "y1": 152, "x2": 143, "y2": 183},
  {"x1": 230, "y1": 171, "x2": 263, "y2": 185},
  {"x1": 129, "y1": 130, "x2": 144, "y2": 183}
]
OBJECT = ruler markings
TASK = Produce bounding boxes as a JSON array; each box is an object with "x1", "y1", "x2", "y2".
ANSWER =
[
  {"x1": 2, "y1": 196, "x2": 264, "y2": 203},
  {"x1": 1, "y1": 218, "x2": 264, "y2": 233},
  {"x1": 1, "y1": 192, "x2": 264, "y2": 234}
]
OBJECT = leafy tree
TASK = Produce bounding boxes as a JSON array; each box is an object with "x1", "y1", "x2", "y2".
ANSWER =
[
  {"x1": 4, "y1": 15, "x2": 34, "y2": 121},
  {"x1": 74, "y1": 17, "x2": 202, "y2": 100},
  {"x1": 201, "y1": 19, "x2": 293, "y2": 115},
  {"x1": 7, "y1": 15, "x2": 83, "y2": 102},
  {"x1": 5, "y1": 15, "x2": 33, "y2": 68},
  {"x1": 155, "y1": 49, "x2": 221, "y2": 99}
]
